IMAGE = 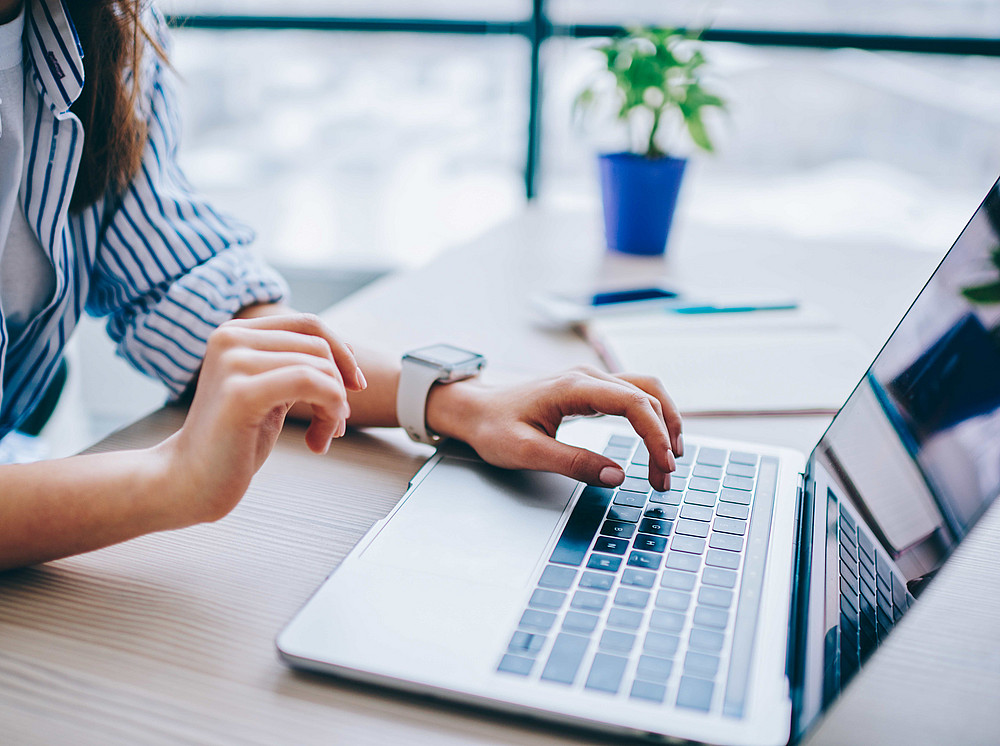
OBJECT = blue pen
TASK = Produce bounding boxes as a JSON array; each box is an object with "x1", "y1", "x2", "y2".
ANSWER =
[{"x1": 670, "y1": 303, "x2": 799, "y2": 315}]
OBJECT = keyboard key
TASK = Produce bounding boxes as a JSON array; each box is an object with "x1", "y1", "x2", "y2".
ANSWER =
[
  {"x1": 875, "y1": 553, "x2": 893, "y2": 585},
  {"x1": 671, "y1": 535, "x2": 707, "y2": 554},
  {"x1": 634, "y1": 533, "x2": 668, "y2": 553},
  {"x1": 538, "y1": 565, "x2": 576, "y2": 590},
  {"x1": 693, "y1": 464, "x2": 724, "y2": 480},
  {"x1": 579, "y1": 571, "x2": 614, "y2": 591},
  {"x1": 698, "y1": 586, "x2": 734, "y2": 608},
  {"x1": 636, "y1": 655, "x2": 673, "y2": 684},
  {"x1": 585, "y1": 653, "x2": 628, "y2": 694},
  {"x1": 601, "y1": 520, "x2": 636, "y2": 540},
  {"x1": 550, "y1": 486, "x2": 616, "y2": 566},
  {"x1": 723, "y1": 475, "x2": 754, "y2": 491},
  {"x1": 719, "y1": 488, "x2": 751, "y2": 505},
  {"x1": 649, "y1": 610, "x2": 686, "y2": 634},
  {"x1": 709, "y1": 532, "x2": 743, "y2": 552},
  {"x1": 562, "y1": 611, "x2": 599, "y2": 634},
  {"x1": 643, "y1": 631, "x2": 680, "y2": 657},
  {"x1": 498, "y1": 654, "x2": 534, "y2": 676},
  {"x1": 706, "y1": 549, "x2": 740, "y2": 570},
  {"x1": 703, "y1": 567, "x2": 738, "y2": 589},
  {"x1": 838, "y1": 502, "x2": 856, "y2": 531},
  {"x1": 632, "y1": 443, "x2": 650, "y2": 466},
  {"x1": 625, "y1": 463, "x2": 648, "y2": 479},
  {"x1": 599, "y1": 629, "x2": 636, "y2": 654},
  {"x1": 661, "y1": 569, "x2": 697, "y2": 591},
  {"x1": 587, "y1": 554, "x2": 622, "y2": 572},
  {"x1": 840, "y1": 541, "x2": 858, "y2": 566},
  {"x1": 676, "y1": 446, "x2": 696, "y2": 465},
  {"x1": 604, "y1": 445, "x2": 633, "y2": 461},
  {"x1": 607, "y1": 607, "x2": 643, "y2": 631},
  {"x1": 688, "y1": 477, "x2": 722, "y2": 493},
  {"x1": 688, "y1": 627, "x2": 724, "y2": 653},
  {"x1": 615, "y1": 587, "x2": 651, "y2": 609},
  {"x1": 628, "y1": 550, "x2": 662, "y2": 570},
  {"x1": 529, "y1": 589, "x2": 566, "y2": 610},
  {"x1": 713, "y1": 516, "x2": 747, "y2": 536},
  {"x1": 729, "y1": 451, "x2": 758, "y2": 466},
  {"x1": 571, "y1": 590, "x2": 608, "y2": 612},
  {"x1": 508, "y1": 631, "x2": 546, "y2": 655},
  {"x1": 676, "y1": 519, "x2": 710, "y2": 538},
  {"x1": 672, "y1": 464, "x2": 691, "y2": 479},
  {"x1": 857, "y1": 530, "x2": 875, "y2": 561},
  {"x1": 519, "y1": 609, "x2": 556, "y2": 632},
  {"x1": 726, "y1": 462, "x2": 756, "y2": 478},
  {"x1": 622, "y1": 568, "x2": 657, "y2": 588},
  {"x1": 665, "y1": 551, "x2": 701, "y2": 572},
  {"x1": 655, "y1": 589, "x2": 691, "y2": 612},
  {"x1": 593, "y1": 536, "x2": 629, "y2": 555},
  {"x1": 630, "y1": 680, "x2": 667, "y2": 703},
  {"x1": 620, "y1": 476, "x2": 652, "y2": 494},
  {"x1": 540, "y1": 633, "x2": 589, "y2": 685},
  {"x1": 841, "y1": 575, "x2": 858, "y2": 601},
  {"x1": 669, "y1": 477, "x2": 688, "y2": 492},
  {"x1": 639, "y1": 517, "x2": 672, "y2": 536},
  {"x1": 649, "y1": 490, "x2": 682, "y2": 506},
  {"x1": 608, "y1": 434, "x2": 638, "y2": 449},
  {"x1": 608, "y1": 505, "x2": 642, "y2": 523},
  {"x1": 840, "y1": 562, "x2": 859, "y2": 595},
  {"x1": 840, "y1": 592, "x2": 858, "y2": 619},
  {"x1": 613, "y1": 491, "x2": 647, "y2": 508},
  {"x1": 684, "y1": 490, "x2": 717, "y2": 507},
  {"x1": 696, "y1": 447, "x2": 726, "y2": 466},
  {"x1": 716, "y1": 502, "x2": 750, "y2": 520},
  {"x1": 680, "y1": 503, "x2": 714, "y2": 522},
  {"x1": 694, "y1": 606, "x2": 729, "y2": 629},
  {"x1": 677, "y1": 676, "x2": 714, "y2": 711},
  {"x1": 684, "y1": 651, "x2": 720, "y2": 678},
  {"x1": 645, "y1": 505, "x2": 678, "y2": 521}
]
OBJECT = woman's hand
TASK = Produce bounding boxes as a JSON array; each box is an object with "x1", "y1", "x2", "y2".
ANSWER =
[
  {"x1": 160, "y1": 314, "x2": 366, "y2": 526},
  {"x1": 426, "y1": 366, "x2": 682, "y2": 490}
]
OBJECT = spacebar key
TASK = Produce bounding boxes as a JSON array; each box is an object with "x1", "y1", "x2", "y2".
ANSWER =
[
  {"x1": 541, "y1": 633, "x2": 590, "y2": 684},
  {"x1": 550, "y1": 486, "x2": 615, "y2": 566}
]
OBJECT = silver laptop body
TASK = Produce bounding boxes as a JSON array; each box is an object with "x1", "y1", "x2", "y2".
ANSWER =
[{"x1": 279, "y1": 179, "x2": 1000, "y2": 745}]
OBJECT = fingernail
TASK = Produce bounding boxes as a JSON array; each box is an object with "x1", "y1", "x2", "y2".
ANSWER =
[
  {"x1": 666, "y1": 449, "x2": 676, "y2": 471},
  {"x1": 662, "y1": 473, "x2": 671, "y2": 492},
  {"x1": 599, "y1": 466, "x2": 624, "y2": 486},
  {"x1": 356, "y1": 368, "x2": 367, "y2": 390},
  {"x1": 677, "y1": 434, "x2": 685, "y2": 458}
]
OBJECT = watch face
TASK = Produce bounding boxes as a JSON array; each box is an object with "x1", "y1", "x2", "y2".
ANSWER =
[{"x1": 408, "y1": 344, "x2": 482, "y2": 368}]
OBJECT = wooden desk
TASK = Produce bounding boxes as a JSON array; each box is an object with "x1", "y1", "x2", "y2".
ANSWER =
[{"x1": 3, "y1": 209, "x2": 998, "y2": 745}]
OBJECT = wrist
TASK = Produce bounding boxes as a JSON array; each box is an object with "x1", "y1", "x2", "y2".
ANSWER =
[{"x1": 424, "y1": 379, "x2": 490, "y2": 443}]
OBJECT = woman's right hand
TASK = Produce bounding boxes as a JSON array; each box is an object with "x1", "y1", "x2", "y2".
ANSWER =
[{"x1": 158, "y1": 313, "x2": 366, "y2": 527}]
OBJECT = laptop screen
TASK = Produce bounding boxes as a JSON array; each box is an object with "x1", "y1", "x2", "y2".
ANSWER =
[{"x1": 816, "y1": 178, "x2": 1000, "y2": 588}]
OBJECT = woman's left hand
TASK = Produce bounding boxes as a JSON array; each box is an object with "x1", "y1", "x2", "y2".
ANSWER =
[{"x1": 426, "y1": 366, "x2": 682, "y2": 491}]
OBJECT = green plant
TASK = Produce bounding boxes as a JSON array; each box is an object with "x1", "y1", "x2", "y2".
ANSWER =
[
  {"x1": 575, "y1": 27, "x2": 726, "y2": 159},
  {"x1": 961, "y1": 246, "x2": 1000, "y2": 304}
]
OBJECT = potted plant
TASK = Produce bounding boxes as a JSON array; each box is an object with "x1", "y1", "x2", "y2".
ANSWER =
[{"x1": 575, "y1": 27, "x2": 725, "y2": 256}]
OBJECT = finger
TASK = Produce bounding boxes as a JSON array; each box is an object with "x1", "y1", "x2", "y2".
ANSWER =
[
  {"x1": 237, "y1": 366, "x2": 349, "y2": 453},
  {"x1": 557, "y1": 375, "x2": 674, "y2": 490},
  {"x1": 618, "y1": 373, "x2": 683, "y2": 456},
  {"x1": 508, "y1": 426, "x2": 626, "y2": 487},
  {"x1": 226, "y1": 314, "x2": 365, "y2": 391},
  {"x1": 224, "y1": 349, "x2": 350, "y2": 418}
]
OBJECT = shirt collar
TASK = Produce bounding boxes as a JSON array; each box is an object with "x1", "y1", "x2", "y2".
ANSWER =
[{"x1": 26, "y1": 0, "x2": 84, "y2": 114}]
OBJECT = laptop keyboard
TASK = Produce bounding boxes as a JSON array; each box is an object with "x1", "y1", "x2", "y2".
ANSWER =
[
  {"x1": 835, "y1": 501, "x2": 913, "y2": 690},
  {"x1": 497, "y1": 436, "x2": 780, "y2": 718}
]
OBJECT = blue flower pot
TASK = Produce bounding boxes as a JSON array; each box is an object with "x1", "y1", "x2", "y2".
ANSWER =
[{"x1": 598, "y1": 153, "x2": 687, "y2": 256}]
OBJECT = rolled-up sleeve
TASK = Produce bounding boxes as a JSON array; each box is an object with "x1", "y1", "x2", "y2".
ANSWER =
[{"x1": 85, "y1": 11, "x2": 288, "y2": 398}]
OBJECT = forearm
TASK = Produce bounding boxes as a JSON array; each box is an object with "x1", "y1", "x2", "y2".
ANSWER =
[{"x1": 0, "y1": 444, "x2": 177, "y2": 570}]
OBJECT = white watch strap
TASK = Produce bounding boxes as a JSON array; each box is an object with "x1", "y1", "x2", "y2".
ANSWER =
[{"x1": 396, "y1": 360, "x2": 445, "y2": 444}]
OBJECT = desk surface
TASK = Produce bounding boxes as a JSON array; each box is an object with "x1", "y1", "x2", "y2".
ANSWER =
[{"x1": 3, "y1": 209, "x2": 999, "y2": 745}]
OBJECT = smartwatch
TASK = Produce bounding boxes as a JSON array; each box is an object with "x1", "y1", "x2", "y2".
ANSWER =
[{"x1": 396, "y1": 344, "x2": 486, "y2": 445}]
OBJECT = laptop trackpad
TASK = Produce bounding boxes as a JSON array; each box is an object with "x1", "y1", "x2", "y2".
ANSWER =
[{"x1": 360, "y1": 457, "x2": 578, "y2": 589}]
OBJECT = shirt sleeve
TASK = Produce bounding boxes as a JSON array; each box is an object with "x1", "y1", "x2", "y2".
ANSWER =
[{"x1": 85, "y1": 9, "x2": 288, "y2": 399}]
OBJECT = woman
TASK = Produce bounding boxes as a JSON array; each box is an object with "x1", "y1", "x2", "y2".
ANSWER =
[{"x1": 0, "y1": 0, "x2": 682, "y2": 570}]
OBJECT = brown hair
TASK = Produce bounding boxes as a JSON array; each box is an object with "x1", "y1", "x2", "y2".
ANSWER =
[{"x1": 66, "y1": 0, "x2": 166, "y2": 211}]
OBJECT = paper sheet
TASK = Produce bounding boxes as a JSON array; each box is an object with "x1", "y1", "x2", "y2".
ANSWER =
[{"x1": 587, "y1": 308, "x2": 872, "y2": 415}]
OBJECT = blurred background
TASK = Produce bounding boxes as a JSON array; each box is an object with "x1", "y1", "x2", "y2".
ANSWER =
[{"x1": 46, "y1": 0, "x2": 1000, "y2": 456}]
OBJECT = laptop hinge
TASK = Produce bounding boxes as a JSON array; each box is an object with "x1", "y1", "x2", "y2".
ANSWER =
[{"x1": 786, "y1": 469, "x2": 813, "y2": 737}]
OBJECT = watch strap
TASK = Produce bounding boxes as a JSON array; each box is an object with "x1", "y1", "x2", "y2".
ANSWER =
[{"x1": 396, "y1": 359, "x2": 445, "y2": 445}]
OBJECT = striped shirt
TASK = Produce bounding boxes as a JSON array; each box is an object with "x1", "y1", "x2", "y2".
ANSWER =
[{"x1": 0, "y1": 0, "x2": 288, "y2": 443}]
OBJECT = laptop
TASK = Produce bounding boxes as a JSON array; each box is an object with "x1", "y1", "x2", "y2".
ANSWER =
[{"x1": 277, "y1": 178, "x2": 1000, "y2": 745}]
